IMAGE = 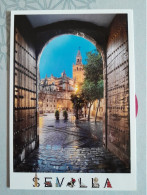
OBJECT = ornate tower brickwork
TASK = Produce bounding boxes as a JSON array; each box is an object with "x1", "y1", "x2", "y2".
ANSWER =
[{"x1": 73, "y1": 50, "x2": 84, "y2": 87}]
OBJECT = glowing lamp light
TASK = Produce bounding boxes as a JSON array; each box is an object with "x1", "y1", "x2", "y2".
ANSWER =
[{"x1": 75, "y1": 85, "x2": 78, "y2": 92}]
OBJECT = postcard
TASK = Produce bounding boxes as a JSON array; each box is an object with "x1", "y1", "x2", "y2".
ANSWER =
[{"x1": 9, "y1": 9, "x2": 136, "y2": 190}]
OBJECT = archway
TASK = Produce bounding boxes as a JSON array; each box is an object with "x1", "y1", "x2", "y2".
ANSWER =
[{"x1": 36, "y1": 26, "x2": 107, "y2": 142}]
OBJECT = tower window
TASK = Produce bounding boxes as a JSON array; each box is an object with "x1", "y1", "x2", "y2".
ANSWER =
[{"x1": 77, "y1": 67, "x2": 78, "y2": 70}]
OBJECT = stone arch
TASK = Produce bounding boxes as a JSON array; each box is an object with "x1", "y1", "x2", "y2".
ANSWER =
[{"x1": 35, "y1": 20, "x2": 107, "y2": 70}]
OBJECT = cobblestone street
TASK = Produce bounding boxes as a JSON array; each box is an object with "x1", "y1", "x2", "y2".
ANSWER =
[{"x1": 15, "y1": 113, "x2": 129, "y2": 173}]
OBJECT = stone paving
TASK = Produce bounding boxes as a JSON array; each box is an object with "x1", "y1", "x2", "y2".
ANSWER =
[{"x1": 15, "y1": 113, "x2": 130, "y2": 173}]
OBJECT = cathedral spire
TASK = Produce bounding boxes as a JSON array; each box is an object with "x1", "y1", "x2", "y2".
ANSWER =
[{"x1": 77, "y1": 47, "x2": 81, "y2": 57}]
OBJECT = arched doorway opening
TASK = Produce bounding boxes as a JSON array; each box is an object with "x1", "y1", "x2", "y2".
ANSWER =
[{"x1": 37, "y1": 33, "x2": 105, "y2": 150}]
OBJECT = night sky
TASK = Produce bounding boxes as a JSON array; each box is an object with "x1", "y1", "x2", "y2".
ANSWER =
[{"x1": 39, "y1": 34, "x2": 97, "y2": 79}]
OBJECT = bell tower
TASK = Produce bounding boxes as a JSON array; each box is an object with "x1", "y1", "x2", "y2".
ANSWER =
[{"x1": 73, "y1": 48, "x2": 84, "y2": 88}]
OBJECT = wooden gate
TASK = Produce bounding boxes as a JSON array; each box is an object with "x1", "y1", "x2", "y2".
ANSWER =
[
  {"x1": 13, "y1": 16, "x2": 38, "y2": 167},
  {"x1": 106, "y1": 15, "x2": 130, "y2": 167}
]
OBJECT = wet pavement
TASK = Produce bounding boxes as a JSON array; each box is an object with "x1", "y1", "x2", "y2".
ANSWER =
[{"x1": 15, "y1": 113, "x2": 129, "y2": 173}]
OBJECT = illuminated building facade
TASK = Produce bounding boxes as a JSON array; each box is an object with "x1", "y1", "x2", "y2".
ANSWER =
[{"x1": 38, "y1": 71, "x2": 74, "y2": 113}]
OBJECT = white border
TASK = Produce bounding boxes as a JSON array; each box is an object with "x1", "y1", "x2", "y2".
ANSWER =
[{"x1": 9, "y1": 9, "x2": 136, "y2": 190}]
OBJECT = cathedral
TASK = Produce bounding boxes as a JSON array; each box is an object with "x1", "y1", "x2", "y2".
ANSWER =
[{"x1": 38, "y1": 49, "x2": 84, "y2": 113}]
